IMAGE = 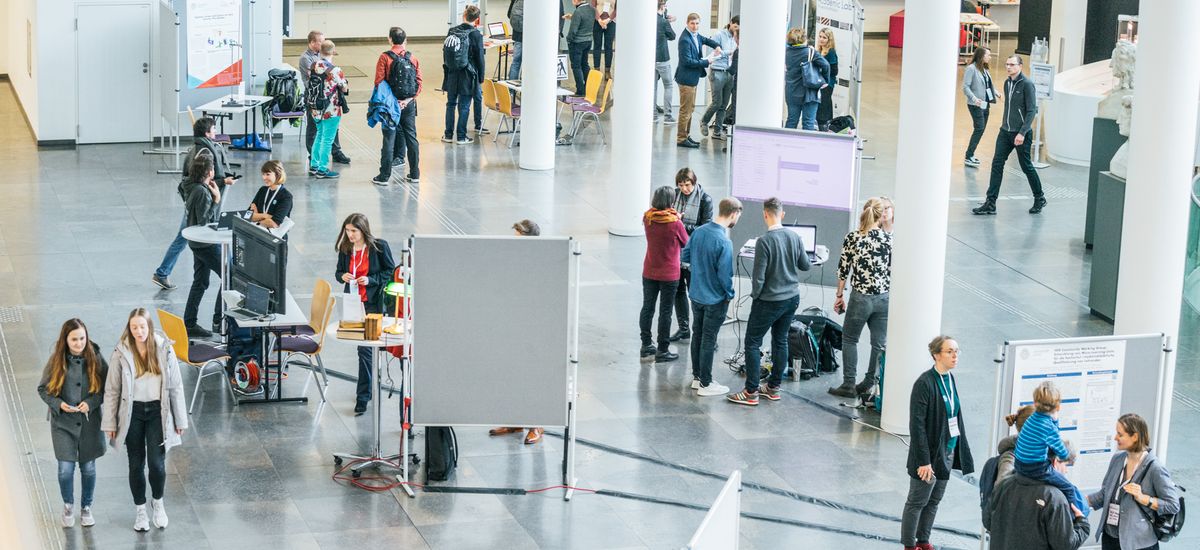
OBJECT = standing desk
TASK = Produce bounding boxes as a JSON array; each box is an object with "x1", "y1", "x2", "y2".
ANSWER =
[
  {"x1": 229, "y1": 290, "x2": 310, "y2": 405},
  {"x1": 197, "y1": 94, "x2": 276, "y2": 151}
]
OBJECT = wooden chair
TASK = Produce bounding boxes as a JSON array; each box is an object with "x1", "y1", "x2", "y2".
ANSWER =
[
  {"x1": 275, "y1": 280, "x2": 334, "y2": 401},
  {"x1": 494, "y1": 85, "x2": 522, "y2": 148},
  {"x1": 570, "y1": 81, "x2": 613, "y2": 144},
  {"x1": 480, "y1": 80, "x2": 501, "y2": 133},
  {"x1": 157, "y1": 309, "x2": 233, "y2": 414},
  {"x1": 559, "y1": 69, "x2": 604, "y2": 120}
]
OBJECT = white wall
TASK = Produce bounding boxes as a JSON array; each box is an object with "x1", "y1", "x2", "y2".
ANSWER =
[
  {"x1": 0, "y1": 0, "x2": 9, "y2": 75},
  {"x1": 8, "y1": 0, "x2": 38, "y2": 135},
  {"x1": 295, "y1": 0, "x2": 513, "y2": 39}
]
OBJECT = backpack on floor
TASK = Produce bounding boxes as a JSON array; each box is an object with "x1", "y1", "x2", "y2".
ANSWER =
[
  {"x1": 788, "y1": 320, "x2": 820, "y2": 380},
  {"x1": 425, "y1": 427, "x2": 458, "y2": 481},
  {"x1": 829, "y1": 115, "x2": 856, "y2": 134},
  {"x1": 385, "y1": 51, "x2": 419, "y2": 100},
  {"x1": 443, "y1": 28, "x2": 473, "y2": 73},
  {"x1": 305, "y1": 70, "x2": 329, "y2": 111},
  {"x1": 796, "y1": 308, "x2": 843, "y2": 375}
]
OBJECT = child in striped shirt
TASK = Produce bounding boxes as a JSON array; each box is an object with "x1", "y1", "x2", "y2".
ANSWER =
[{"x1": 1013, "y1": 381, "x2": 1088, "y2": 517}]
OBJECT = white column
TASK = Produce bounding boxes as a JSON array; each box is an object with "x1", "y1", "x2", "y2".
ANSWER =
[
  {"x1": 0, "y1": 407, "x2": 40, "y2": 549},
  {"x1": 735, "y1": 0, "x2": 788, "y2": 127},
  {"x1": 1113, "y1": 0, "x2": 1200, "y2": 462},
  {"x1": 518, "y1": 0, "x2": 558, "y2": 171},
  {"x1": 607, "y1": 0, "x2": 655, "y2": 236},
  {"x1": 1048, "y1": 0, "x2": 1087, "y2": 70},
  {"x1": 879, "y1": 0, "x2": 961, "y2": 435}
]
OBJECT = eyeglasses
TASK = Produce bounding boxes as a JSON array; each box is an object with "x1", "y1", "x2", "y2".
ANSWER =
[
  {"x1": 1004, "y1": 63, "x2": 1019, "y2": 67},
  {"x1": 942, "y1": 349, "x2": 961, "y2": 355}
]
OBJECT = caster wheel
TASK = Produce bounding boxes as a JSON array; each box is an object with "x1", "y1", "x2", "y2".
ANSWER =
[
  {"x1": 333, "y1": 456, "x2": 343, "y2": 466},
  {"x1": 352, "y1": 470, "x2": 362, "y2": 479},
  {"x1": 412, "y1": 456, "x2": 421, "y2": 465}
]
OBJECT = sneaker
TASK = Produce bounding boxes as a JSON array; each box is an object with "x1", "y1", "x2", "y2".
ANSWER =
[
  {"x1": 828, "y1": 382, "x2": 857, "y2": 398},
  {"x1": 476, "y1": 128, "x2": 491, "y2": 136},
  {"x1": 185, "y1": 324, "x2": 213, "y2": 339},
  {"x1": 441, "y1": 135, "x2": 454, "y2": 143},
  {"x1": 655, "y1": 351, "x2": 679, "y2": 362},
  {"x1": 690, "y1": 378, "x2": 701, "y2": 390},
  {"x1": 151, "y1": 274, "x2": 176, "y2": 290},
  {"x1": 332, "y1": 152, "x2": 351, "y2": 165},
  {"x1": 62, "y1": 504, "x2": 75, "y2": 528},
  {"x1": 663, "y1": 116, "x2": 677, "y2": 125},
  {"x1": 697, "y1": 382, "x2": 729, "y2": 397},
  {"x1": 726, "y1": 390, "x2": 759, "y2": 406},
  {"x1": 392, "y1": 157, "x2": 405, "y2": 167},
  {"x1": 677, "y1": 140, "x2": 699, "y2": 149},
  {"x1": 371, "y1": 175, "x2": 391, "y2": 186},
  {"x1": 80, "y1": 506, "x2": 94, "y2": 527},
  {"x1": 759, "y1": 385, "x2": 781, "y2": 401},
  {"x1": 669, "y1": 329, "x2": 691, "y2": 342},
  {"x1": 712, "y1": 132, "x2": 727, "y2": 141},
  {"x1": 964, "y1": 157, "x2": 981, "y2": 167},
  {"x1": 311, "y1": 169, "x2": 327, "y2": 178},
  {"x1": 405, "y1": 176, "x2": 420, "y2": 184},
  {"x1": 524, "y1": 428, "x2": 543, "y2": 445},
  {"x1": 971, "y1": 201, "x2": 997, "y2": 215},
  {"x1": 655, "y1": 106, "x2": 665, "y2": 115},
  {"x1": 700, "y1": 124, "x2": 709, "y2": 137},
  {"x1": 151, "y1": 499, "x2": 168, "y2": 529},
  {"x1": 640, "y1": 345, "x2": 656, "y2": 358},
  {"x1": 1029, "y1": 197, "x2": 1047, "y2": 214},
  {"x1": 133, "y1": 505, "x2": 150, "y2": 532},
  {"x1": 455, "y1": 137, "x2": 474, "y2": 145},
  {"x1": 308, "y1": 166, "x2": 319, "y2": 176},
  {"x1": 321, "y1": 170, "x2": 340, "y2": 179}
]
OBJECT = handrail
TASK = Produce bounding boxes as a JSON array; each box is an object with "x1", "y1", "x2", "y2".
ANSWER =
[{"x1": 1192, "y1": 174, "x2": 1200, "y2": 207}]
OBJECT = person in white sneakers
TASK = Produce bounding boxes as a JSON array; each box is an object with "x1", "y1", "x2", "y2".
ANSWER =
[
  {"x1": 103, "y1": 308, "x2": 188, "y2": 531},
  {"x1": 37, "y1": 318, "x2": 109, "y2": 528},
  {"x1": 680, "y1": 197, "x2": 743, "y2": 396}
]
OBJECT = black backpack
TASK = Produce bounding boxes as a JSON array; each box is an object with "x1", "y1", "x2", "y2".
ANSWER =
[
  {"x1": 1136, "y1": 465, "x2": 1186, "y2": 542},
  {"x1": 265, "y1": 68, "x2": 301, "y2": 113},
  {"x1": 385, "y1": 51, "x2": 419, "y2": 100},
  {"x1": 787, "y1": 320, "x2": 820, "y2": 380},
  {"x1": 305, "y1": 70, "x2": 329, "y2": 111},
  {"x1": 425, "y1": 427, "x2": 458, "y2": 481},
  {"x1": 443, "y1": 28, "x2": 473, "y2": 73},
  {"x1": 978, "y1": 454, "x2": 1002, "y2": 516}
]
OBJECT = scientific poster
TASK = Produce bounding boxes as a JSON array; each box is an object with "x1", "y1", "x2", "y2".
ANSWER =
[
  {"x1": 814, "y1": 0, "x2": 860, "y2": 119},
  {"x1": 187, "y1": 0, "x2": 242, "y2": 89},
  {"x1": 1010, "y1": 340, "x2": 1125, "y2": 492}
]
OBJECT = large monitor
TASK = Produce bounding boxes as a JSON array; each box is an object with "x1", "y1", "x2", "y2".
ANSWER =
[
  {"x1": 231, "y1": 216, "x2": 288, "y2": 314},
  {"x1": 729, "y1": 126, "x2": 857, "y2": 212}
]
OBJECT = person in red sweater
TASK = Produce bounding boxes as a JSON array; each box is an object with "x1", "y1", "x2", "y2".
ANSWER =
[{"x1": 641, "y1": 186, "x2": 689, "y2": 361}]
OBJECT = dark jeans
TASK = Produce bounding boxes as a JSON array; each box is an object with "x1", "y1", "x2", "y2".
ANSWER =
[
  {"x1": 1102, "y1": 533, "x2": 1157, "y2": 550},
  {"x1": 154, "y1": 214, "x2": 188, "y2": 278},
  {"x1": 1015, "y1": 460, "x2": 1089, "y2": 517},
  {"x1": 639, "y1": 278, "x2": 679, "y2": 351},
  {"x1": 742, "y1": 295, "x2": 800, "y2": 392},
  {"x1": 126, "y1": 400, "x2": 166, "y2": 506},
  {"x1": 841, "y1": 291, "x2": 889, "y2": 386},
  {"x1": 356, "y1": 344, "x2": 373, "y2": 405},
  {"x1": 57, "y1": 459, "x2": 96, "y2": 507},
  {"x1": 673, "y1": 266, "x2": 691, "y2": 330},
  {"x1": 592, "y1": 21, "x2": 616, "y2": 69},
  {"x1": 568, "y1": 41, "x2": 591, "y2": 95},
  {"x1": 901, "y1": 456, "x2": 952, "y2": 546},
  {"x1": 379, "y1": 101, "x2": 420, "y2": 179},
  {"x1": 184, "y1": 243, "x2": 222, "y2": 328},
  {"x1": 445, "y1": 88, "x2": 473, "y2": 140},
  {"x1": 690, "y1": 300, "x2": 729, "y2": 386},
  {"x1": 305, "y1": 109, "x2": 342, "y2": 156},
  {"x1": 473, "y1": 87, "x2": 484, "y2": 130},
  {"x1": 986, "y1": 129, "x2": 1044, "y2": 202},
  {"x1": 965, "y1": 104, "x2": 989, "y2": 158}
]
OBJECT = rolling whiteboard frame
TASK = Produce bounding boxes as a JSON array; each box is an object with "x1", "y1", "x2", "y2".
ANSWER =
[
  {"x1": 813, "y1": 0, "x2": 866, "y2": 122},
  {"x1": 686, "y1": 470, "x2": 742, "y2": 550},
  {"x1": 449, "y1": 0, "x2": 486, "y2": 25},
  {"x1": 407, "y1": 235, "x2": 580, "y2": 500},
  {"x1": 145, "y1": 1, "x2": 187, "y2": 174},
  {"x1": 981, "y1": 333, "x2": 1171, "y2": 550}
]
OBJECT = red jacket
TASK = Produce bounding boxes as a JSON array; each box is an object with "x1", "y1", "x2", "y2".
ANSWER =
[
  {"x1": 374, "y1": 45, "x2": 423, "y2": 96},
  {"x1": 643, "y1": 216, "x2": 688, "y2": 282}
]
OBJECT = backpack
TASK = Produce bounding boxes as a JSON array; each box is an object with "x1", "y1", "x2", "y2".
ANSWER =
[
  {"x1": 1136, "y1": 466, "x2": 1186, "y2": 542},
  {"x1": 801, "y1": 48, "x2": 827, "y2": 90},
  {"x1": 787, "y1": 320, "x2": 820, "y2": 380},
  {"x1": 265, "y1": 68, "x2": 301, "y2": 113},
  {"x1": 305, "y1": 70, "x2": 329, "y2": 111},
  {"x1": 425, "y1": 426, "x2": 458, "y2": 481},
  {"x1": 385, "y1": 51, "x2": 419, "y2": 100},
  {"x1": 796, "y1": 309, "x2": 842, "y2": 375},
  {"x1": 443, "y1": 28, "x2": 473, "y2": 73},
  {"x1": 978, "y1": 454, "x2": 1002, "y2": 515}
]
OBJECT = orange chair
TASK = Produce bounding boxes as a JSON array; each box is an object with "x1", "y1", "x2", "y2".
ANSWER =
[
  {"x1": 480, "y1": 79, "x2": 501, "y2": 133},
  {"x1": 158, "y1": 309, "x2": 233, "y2": 414},
  {"x1": 494, "y1": 84, "x2": 522, "y2": 148},
  {"x1": 569, "y1": 81, "x2": 612, "y2": 144}
]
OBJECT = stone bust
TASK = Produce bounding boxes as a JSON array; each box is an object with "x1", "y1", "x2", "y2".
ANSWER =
[
  {"x1": 1110, "y1": 96, "x2": 1133, "y2": 178},
  {"x1": 1097, "y1": 40, "x2": 1137, "y2": 120}
]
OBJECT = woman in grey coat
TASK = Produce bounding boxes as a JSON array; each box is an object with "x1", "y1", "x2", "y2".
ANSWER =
[
  {"x1": 37, "y1": 318, "x2": 108, "y2": 528},
  {"x1": 962, "y1": 47, "x2": 997, "y2": 167},
  {"x1": 102, "y1": 308, "x2": 188, "y2": 532},
  {"x1": 1087, "y1": 413, "x2": 1180, "y2": 550}
]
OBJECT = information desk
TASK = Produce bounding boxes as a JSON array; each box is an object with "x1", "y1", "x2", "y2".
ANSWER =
[
  {"x1": 181, "y1": 225, "x2": 234, "y2": 330},
  {"x1": 197, "y1": 94, "x2": 276, "y2": 151},
  {"x1": 229, "y1": 290, "x2": 310, "y2": 405}
]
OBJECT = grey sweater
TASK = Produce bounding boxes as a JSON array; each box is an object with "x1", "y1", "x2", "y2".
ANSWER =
[
  {"x1": 567, "y1": 3, "x2": 595, "y2": 43},
  {"x1": 751, "y1": 227, "x2": 811, "y2": 301}
]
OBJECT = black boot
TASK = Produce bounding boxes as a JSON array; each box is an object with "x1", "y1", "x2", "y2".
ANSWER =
[
  {"x1": 972, "y1": 200, "x2": 997, "y2": 215},
  {"x1": 670, "y1": 327, "x2": 691, "y2": 341},
  {"x1": 1029, "y1": 197, "x2": 1047, "y2": 214},
  {"x1": 640, "y1": 344, "x2": 656, "y2": 358},
  {"x1": 828, "y1": 381, "x2": 857, "y2": 398}
]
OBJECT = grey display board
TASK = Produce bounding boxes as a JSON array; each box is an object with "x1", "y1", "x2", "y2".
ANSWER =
[{"x1": 410, "y1": 235, "x2": 575, "y2": 427}]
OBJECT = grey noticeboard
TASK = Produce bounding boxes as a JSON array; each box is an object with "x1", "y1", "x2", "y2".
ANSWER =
[{"x1": 411, "y1": 235, "x2": 574, "y2": 427}]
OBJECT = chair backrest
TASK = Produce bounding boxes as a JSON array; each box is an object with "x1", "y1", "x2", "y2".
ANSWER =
[
  {"x1": 156, "y1": 309, "x2": 192, "y2": 364},
  {"x1": 496, "y1": 84, "x2": 517, "y2": 117},
  {"x1": 312, "y1": 292, "x2": 337, "y2": 352},
  {"x1": 596, "y1": 80, "x2": 613, "y2": 115},
  {"x1": 308, "y1": 279, "x2": 332, "y2": 334},
  {"x1": 481, "y1": 79, "x2": 499, "y2": 111},
  {"x1": 584, "y1": 70, "x2": 604, "y2": 104},
  {"x1": 186, "y1": 106, "x2": 197, "y2": 126}
]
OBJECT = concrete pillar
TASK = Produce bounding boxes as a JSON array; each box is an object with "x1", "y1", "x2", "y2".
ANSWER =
[
  {"x1": 1049, "y1": 0, "x2": 1087, "y2": 71},
  {"x1": 735, "y1": 0, "x2": 788, "y2": 127},
  {"x1": 1113, "y1": 0, "x2": 1200, "y2": 462},
  {"x1": 518, "y1": 0, "x2": 557, "y2": 171},
  {"x1": 606, "y1": 0, "x2": 655, "y2": 236},
  {"x1": 879, "y1": 0, "x2": 961, "y2": 435},
  {"x1": 0, "y1": 406, "x2": 40, "y2": 549}
]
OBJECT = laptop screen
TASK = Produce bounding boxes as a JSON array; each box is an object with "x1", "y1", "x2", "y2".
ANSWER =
[
  {"x1": 244, "y1": 283, "x2": 271, "y2": 315},
  {"x1": 784, "y1": 224, "x2": 817, "y2": 254},
  {"x1": 487, "y1": 22, "x2": 506, "y2": 36}
]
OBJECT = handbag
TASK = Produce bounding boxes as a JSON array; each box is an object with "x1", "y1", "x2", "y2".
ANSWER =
[
  {"x1": 801, "y1": 49, "x2": 827, "y2": 91},
  {"x1": 1134, "y1": 465, "x2": 1186, "y2": 542}
]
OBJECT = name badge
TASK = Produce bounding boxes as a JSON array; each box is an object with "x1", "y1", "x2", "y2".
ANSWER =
[
  {"x1": 948, "y1": 417, "x2": 960, "y2": 438},
  {"x1": 1106, "y1": 503, "x2": 1121, "y2": 526},
  {"x1": 985, "y1": 87, "x2": 995, "y2": 102}
]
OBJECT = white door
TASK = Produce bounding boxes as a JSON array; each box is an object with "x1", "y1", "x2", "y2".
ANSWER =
[{"x1": 77, "y1": 3, "x2": 152, "y2": 144}]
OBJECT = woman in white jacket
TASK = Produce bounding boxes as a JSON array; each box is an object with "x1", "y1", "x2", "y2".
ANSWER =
[{"x1": 101, "y1": 308, "x2": 188, "y2": 532}]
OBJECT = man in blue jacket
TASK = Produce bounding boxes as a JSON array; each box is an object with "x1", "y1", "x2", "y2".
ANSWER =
[
  {"x1": 681, "y1": 197, "x2": 742, "y2": 397},
  {"x1": 674, "y1": 13, "x2": 721, "y2": 148}
]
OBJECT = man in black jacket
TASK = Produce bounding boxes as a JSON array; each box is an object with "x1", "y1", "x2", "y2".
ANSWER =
[
  {"x1": 973, "y1": 54, "x2": 1046, "y2": 215},
  {"x1": 653, "y1": 1, "x2": 677, "y2": 122},
  {"x1": 671, "y1": 167, "x2": 713, "y2": 341},
  {"x1": 984, "y1": 444, "x2": 1091, "y2": 550},
  {"x1": 181, "y1": 155, "x2": 223, "y2": 338},
  {"x1": 442, "y1": 5, "x2": 485, "y2": 145}
]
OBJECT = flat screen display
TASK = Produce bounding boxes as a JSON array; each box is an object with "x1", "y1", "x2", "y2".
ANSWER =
[{"x1": 730, "y1": 126, "x2": 856, "y2": 212}]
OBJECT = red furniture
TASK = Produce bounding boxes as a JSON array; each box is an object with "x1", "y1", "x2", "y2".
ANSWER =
[{"x1": 889, "y1": 10, "x2": 904, "y2": 48}]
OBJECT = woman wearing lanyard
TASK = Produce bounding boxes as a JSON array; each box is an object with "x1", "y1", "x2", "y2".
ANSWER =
[
  {"x1": 335, "y1": 213, "x2": 396, "y2": 415},
  {"x1": 1086, "y1": 413, "x2": 1180, "y2": 550},
  {"x1": 902, "y1": 335, "x2": 974, "y2": 550},
  {"x1": 962, "y1": 47, "x2": 998, "y2": 167},
  {"x1": 248, "y1": 161, "x2": 293, "y2": 230}
]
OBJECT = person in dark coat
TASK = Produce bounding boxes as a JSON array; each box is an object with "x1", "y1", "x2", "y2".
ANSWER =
[
  {"x1": 674, "y1": 12, "x2": 721, "y2": 147},
  {"x1": 442, "y1": 5, "x2": 486, "y2": 144},
  {"x1": 815, "y1": 27, "x2": 839, "y2": 131},
  {"x1": 902, "y1": 335, "x2": 975, "y2": 550},
  {"x1": 37, "y1": 318, "x2": 108, "y2": 528},
  {"x1": 335, "y1": 213, "x2": 397, "y2": 414},
  {"x1": 985, "y1": 441, "x2": 1091, "y2": 550},
  {"x1": 670, "y1": 167, "x2": 713, "y2": 341},
  {"x1": 180, "y1": 154, "x2": 223, "y2": 339},
  {"x1": 784, "y1": 27, "x2": 829, "y2": 130}
]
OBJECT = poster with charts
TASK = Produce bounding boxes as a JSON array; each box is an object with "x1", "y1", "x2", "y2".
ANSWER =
[
  {"x1": 1010, "y1": 340, "x2": 1125, "y2": 493},
  {"x1": 186, "y1": 0, "x2": 242, "y2": 89},
  {"x1": 814, "y1": 0, "x2": 859, "y2": 119}
]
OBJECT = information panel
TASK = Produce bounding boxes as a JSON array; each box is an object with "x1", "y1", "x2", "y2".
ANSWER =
[
  {"x1": 186, "y1": 0, "x2": 242, "y2": 88},
  {"x1": 730, "y1": 126, "x2": 856, "y2": 211}
]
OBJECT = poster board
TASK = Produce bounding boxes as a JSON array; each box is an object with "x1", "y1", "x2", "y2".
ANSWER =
[
  {"x1": 1030, "y1": 62, "x2": 1056, "y2": 101},
  {"x1": 813, "y1": 0, "x2": 865, "y2": 120},
  {"x1": 730, "y1": 126, "x2": 856, "y2": 212},
  {"x1": 686, "y1": 471, "x2": 742, "y2": 550},
  {"x1": 991, "y1": 334, "x2": 1168, "y2": 495},
  {"x1": 186, "y1": 0, "x2": 243, "y2": 89},
  {"x1": 449, "y1": 0, "x2": 485, "y2": 25}
]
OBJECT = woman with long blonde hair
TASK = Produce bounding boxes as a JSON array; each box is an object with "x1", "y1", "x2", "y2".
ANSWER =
[
  {"x1": 829, "y1": 197, "x2": 894, "y2": 401},
  {"x1": 102, "y1": 308, "x2": 188, "y2": 532},
  {"x1": 37, "y1": 318, "x2": 108, "y2": 528},
  {"x1": 816, "y1": 27, "x2": 839, "y2": 130}
]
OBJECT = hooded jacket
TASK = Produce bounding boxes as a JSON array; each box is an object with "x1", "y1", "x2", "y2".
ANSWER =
[{"x1": 102, "y1": 333, "x2": 189, "y2": 453}]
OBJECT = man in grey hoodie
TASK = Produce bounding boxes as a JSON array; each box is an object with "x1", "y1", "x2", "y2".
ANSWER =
[{"x1": 984, "y1": 441, "x2": 1090, "y2": 550}]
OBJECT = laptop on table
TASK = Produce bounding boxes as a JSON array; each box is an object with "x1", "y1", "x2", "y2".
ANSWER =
[
  {"x1": 783, "y1": 224, "x2": 819, "y2": 262},
  {"x1": 486, "y1": 22, "x2": 507, "y2": 39},
  {"x1": 224, "y1": 283, "x2": 271, "y2": 320}
]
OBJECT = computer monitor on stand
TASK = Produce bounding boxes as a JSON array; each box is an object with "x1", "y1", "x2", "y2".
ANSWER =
[{"x1": 231, "y1": 216, "x2": 288, "y2": 314}]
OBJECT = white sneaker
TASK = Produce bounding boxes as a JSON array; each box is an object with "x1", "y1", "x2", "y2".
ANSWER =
[
  {"x1": 62, "y1": 504, "x2": 75, "y2": 528},
  {"x1": 697, "y1": 382, "x2": 729, "y2": 397},
  {"x1": 133, "y1": 504, "x2": 150, "y2": 532},
  {"x1": 151, "y1": 499, "x2": 168, "y2": 529},
  {"x1": 690, "y1": 378, "x2": 701, "y2": 390},
  {"x1": 80, "y1": 506, "x2": 95, "y2": 527}
]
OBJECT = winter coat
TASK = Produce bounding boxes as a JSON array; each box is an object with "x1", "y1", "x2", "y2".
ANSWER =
[
  {"x1": 367, "y1": 82, "x2": 401, "y2": 130},
  {"x1": 101, "y1": 333, "x2": 189, "y2": 453},
  {"x1": 37, "y1": 343, "x2": 109, "y2": 463}
]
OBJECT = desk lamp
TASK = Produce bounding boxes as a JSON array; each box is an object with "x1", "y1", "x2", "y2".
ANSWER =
[{"x1": 383, "y1": 266, "x2": 410, "y2": 335}]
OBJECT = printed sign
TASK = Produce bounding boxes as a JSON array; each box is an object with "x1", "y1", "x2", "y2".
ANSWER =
[
  {"x1": 186, "y1": 0, "x2": 242, "y2": 89},
  {"x1": 1030, "y1": 62, "x2": 1055, "y2": 101}
]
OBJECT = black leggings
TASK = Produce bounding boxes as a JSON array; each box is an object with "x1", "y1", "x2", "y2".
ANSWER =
[
  {"x1": 126, "y1": 400, "x2": 166, "y2": 506},
  {"x1": 1101, "y1": 533, "x2": 1157, "y2": 550}
]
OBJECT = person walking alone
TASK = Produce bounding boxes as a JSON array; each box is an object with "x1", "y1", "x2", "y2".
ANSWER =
[{"x1": 973, "y1": 54, "x2": 1045, "y2": 215}]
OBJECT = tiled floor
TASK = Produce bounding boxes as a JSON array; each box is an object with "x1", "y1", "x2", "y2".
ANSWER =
[{"x1": 1, "y1": 37, "x2": 1197, "y2": 549}]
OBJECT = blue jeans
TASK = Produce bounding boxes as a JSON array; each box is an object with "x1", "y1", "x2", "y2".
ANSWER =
[
  {"x1": 784, "y1": 98, "x2": 819, "y2": 130},
  {"x1": 1015, "y1": 459, "x2": 1089, "y2": 517},
  {"x1": 508, "y1": 41, "x2": 523, "y2": 80},
  {"x1": 154, "y1": 214, "x2": 189, "y2": 278},
  {"x1": 690, "y1": 300, "x2": 729, "y2": 386},
  {"x1": 445, "y1": 89, "x2": 472, "y2": 140},
  {"x1": 57, "y1": 460, "x2": 96, "y2": 507},
  {"x1": 742, "y1": 295, "x2": 800, "y2": 392},
  {"x1": 311, "y1": 115, "x2": 342, "y2": 172}
]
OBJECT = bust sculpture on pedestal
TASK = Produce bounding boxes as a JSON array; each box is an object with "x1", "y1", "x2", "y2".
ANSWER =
[
  {"x1": 1110, "y1": 96, "x2": 1133, "y2": 178},
  {"x1": 1097, "y1": 40, "x2": 1137, "y2": 121}
]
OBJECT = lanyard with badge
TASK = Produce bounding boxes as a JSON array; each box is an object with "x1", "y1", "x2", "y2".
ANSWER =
[
  {"x1": 1108, "y1": 457, "x2": 1140, "y2": 527},
  {"x1": 937, "y1": 370, "x2": 960, "y2": 439},
  {"x1": 983, "y1": 70, "x2": 995, "y2": 103},
  {"x1": 259, "y1": 186, "x2": 281, "y2": 216}
]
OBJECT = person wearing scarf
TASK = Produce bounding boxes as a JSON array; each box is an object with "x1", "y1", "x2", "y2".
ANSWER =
[{"x1": 640, "y1": 186, "x2": 689, "y2": 362}]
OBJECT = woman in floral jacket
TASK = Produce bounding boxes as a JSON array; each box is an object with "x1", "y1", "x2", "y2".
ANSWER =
[{"x1": 310, "y1": 40, "x2": 349, "y2": 179}]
